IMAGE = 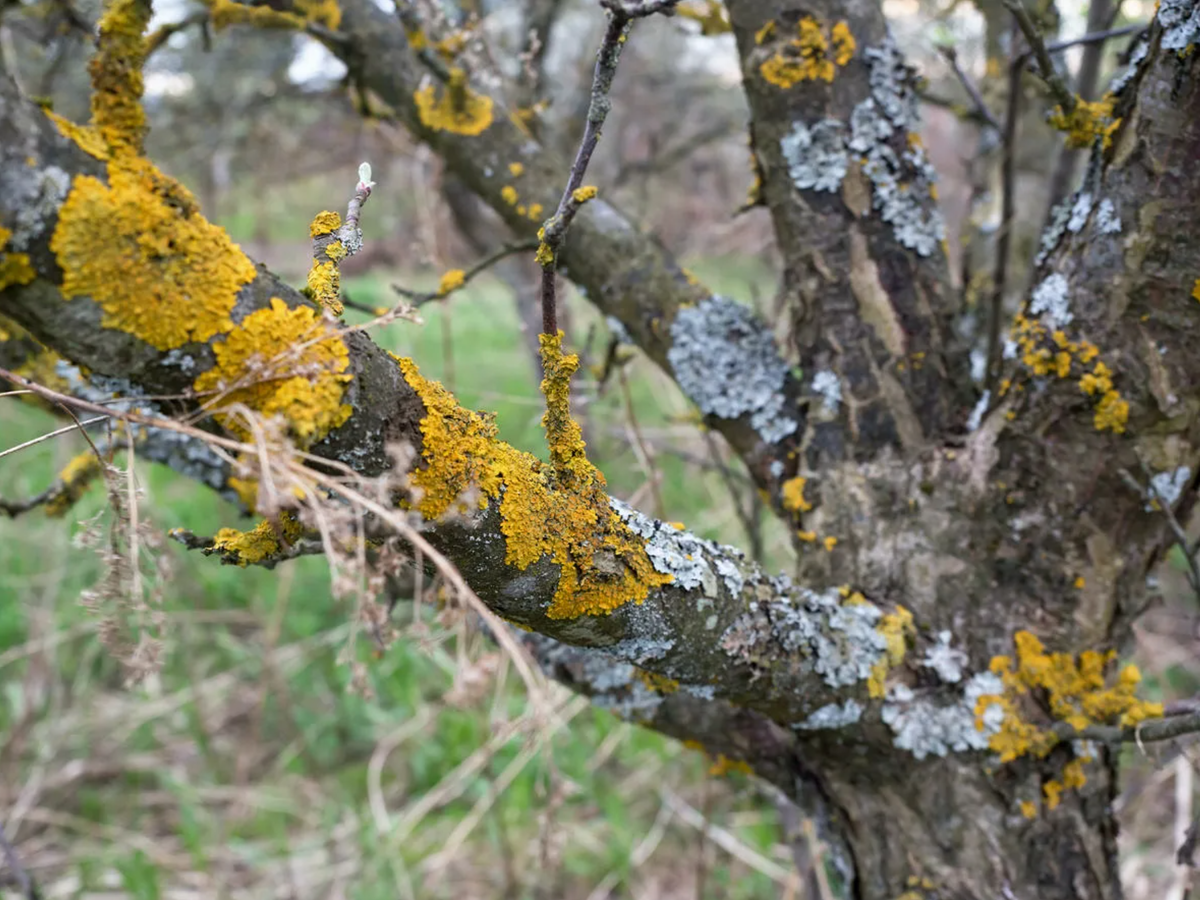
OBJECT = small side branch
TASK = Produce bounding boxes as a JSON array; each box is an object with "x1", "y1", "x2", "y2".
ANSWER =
[
  {"x1": 391, "y1": 239, "x2": 539, "y2": 307},
  {"x1": 536, "y1": 0, "x2": 679, "y2": 336},
  {"x1": 1003, "y1": 0, "x2": 1077, "y2": 114}
]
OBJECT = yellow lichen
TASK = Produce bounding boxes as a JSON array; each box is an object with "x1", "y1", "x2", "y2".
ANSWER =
[
  {"x1": 759, "y1": 17, "x2": 853, "y2": 87},
  {"x1": 413, "y1": 68, "x2": 493, "y2": 136},
  {"x1": 205, "y1": 0, "x2": 340, "y2": 32},
  {"x1": 571, "y1": 185, "x2": 598, "y2": 203},
  {"x1": 501, "y1": 185, "x2": 519, "y2": 205},
  {"x1": 306, "y1": 259, "x2": 342, "y2": 316},
  {"x1": 210, "y1": 512, "x2": 304, "y2": 566},
  {"x1": 508, "y1": 162, "x2": 524, "y2": 177},
  {"x1": 635, "y1": 668, "x2": 680, "y2": 694},
  {"x1": 437, "y1": 268, "x2": 465, "y2": 296},
  {"x1": 823, "y1": 535, "x2": 838, "y2": 551},
  {"x1": 44, "y1": 110, "x2": 110, "y2": 161},
  {"x1": 1192, "y1": 278, "x2": 1200, "y2": 302},
  {"x1": 830, "y1": 20, "x2": 856, "y2": 65},
  {"x1": 45, "y1": 451, "x2": 103, "y2": 517},
  {"x1": 868, "y1": 604, "x2": 913, "y2": 698},
  {"x1": 1048, "y1": 94, "x2": 1120, "y2": 150},
  {"x1": 780, "y1": 475, "x2": 813, "y2": 513},
  {"x1": 309, "y1": 210, "x2": 341, "y2": 237},
  {"x1": 708, "y1": 754, "x2": 754, "y2": 777},
  {"x1": 0, "y1": 226, "x2": 36, "y2": 290},
  {"x1": 192, "y1": 297, "x2": 352, "y2": 446},
  {"x1": 89, "y1": 0, "x2": 150, "y2": 156},
  {"x1": 976, "y1": 631, "x2": 1163, "y2": 768},
  {"x1": 50, "y1": 156, "x2": 257, "y2": 350},
  {"x1": 1019, "y1": 800, "x2": 1038, "y2": 819},
  {"x1": 676, "y1": 0, "x2": 731, "y2": 35},
  {"x1": 394, "y1": 334, "x2": 673, "y2": 619},
  {"x1": 528, "y1": 203, "x2": 544, "y2": 220}
]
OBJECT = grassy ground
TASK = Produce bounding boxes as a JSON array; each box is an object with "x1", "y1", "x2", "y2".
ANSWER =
[{"x1": 0, "y1": 267, "x2": 804, "y2": 898}]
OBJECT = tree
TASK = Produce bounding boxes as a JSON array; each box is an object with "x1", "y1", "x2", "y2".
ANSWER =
[{"x1": 2, "y1": 0, "x2": 1199, "y2": 895}]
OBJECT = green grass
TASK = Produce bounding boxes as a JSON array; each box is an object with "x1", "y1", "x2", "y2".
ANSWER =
[{"x1": 0, "y1": 273, "x2": 793, "y2": 898}]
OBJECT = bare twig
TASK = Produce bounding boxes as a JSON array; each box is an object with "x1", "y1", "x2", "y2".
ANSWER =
[
  {"x1": 390, "y1": 239, "x2": 539, "y2": 306},
  {"x1": 983, "y1": 24, "x2": 1023, "y2": 396},
  {"x1": 536, "y1": 0, "x2": 679, "y2": 335},
  {"x1": 1003, "y1": 0, "x2": 1076, "y2": 113},
  {"x1": 936, "y1": 44, "x2": 1001, "y2": 132},
  {"x1": 0, "y1": 820, "x2": 40, "y2": 900}
]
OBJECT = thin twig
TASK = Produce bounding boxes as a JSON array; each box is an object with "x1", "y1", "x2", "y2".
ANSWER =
[
  {"x1": 1043, "y1": 23, "x2": 1144, "y2": 55},
  {"x1": 1003, "y1": 0, "x2": 1076, "y2": 113},
  {"x1": 936, "y1": 44, "x2": 1001, "y2": 131},
  {"x1": 391, "y1": 239, "x2": 539, "y2": 306},
  {"x1": 983, "y1": 24, "x2": 1023, "y2": 396},
  {"x1": 536, "y1": 0, "x2": 679, "y2": 335},
  {"x1": 0, "y1": 819, "x2": 40, "y2": 900}
]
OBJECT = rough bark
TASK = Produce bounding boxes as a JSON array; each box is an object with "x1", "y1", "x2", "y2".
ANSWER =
[{"x1": 4, "y1": 1, "x2": 1200, "y2": 897}]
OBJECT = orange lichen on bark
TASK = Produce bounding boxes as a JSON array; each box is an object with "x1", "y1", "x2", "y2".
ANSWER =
[
  {"x1": 781, "y1": 476, "x2": 813, "y2": 513},
  {"x1": 209, "y1": 512, "x2": 305, "y2": 566},
  {"x1": 1048, "y1": 94, "x2": 1120, "y2": 150},
  {"x1": 49, "y1": 0, "x2": 257, "y2": 350},
  {"x1": 414, "y1": 68, "x2": 494, "y2": 136},
  {"x1": 0, "y1": 226, "x2": 36, "y2": 290},
  {"x1": 395, "y1": 334, "x2": 673, "y2": 619},
  {"x1": 676, "y1": 0, "x2": 731, "y2": 35},
  {"x1": 868, "y1": 603, "x2": 913, "y2": 698},
  {"x1": 204, "y1": 0, "x2": 340, "y2": 32},
  {"x1": 50, "y1": 157, "x2": 257, "y2": 350},
  {"x1": 436, "y1": 269, "x2": 465, "y2": 296},
  {"x1": 635, "y1": 668, "x2": 680, "y2": 694},
  {"x1": 759, "y1": 17, "x2": 854, "y2": 87},
  {"x1": 977, "y1": 630, "x2": 1162, "y2": 765},
  {"x1": 192, "y1": 297, "x2": 352, "y2": 446},
  {"x1": 306, "y1": 211, "x2": 347, "y2": 316},
  {"x1": 43, "y1": 110, "x2": 110, "y2": 161},
  {"x1": 1010, "y1": 313, "x2": 1128, "y2": 434},
  {"x1": 88, "y1": 0, "x2": 150, "y2": 156},
  {"x1": 45, "y1": 451, "x2": 104, "y2": 517}
]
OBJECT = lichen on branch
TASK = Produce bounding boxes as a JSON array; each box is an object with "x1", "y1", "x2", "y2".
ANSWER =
[{"x1": 396, "y1": 340, "x2": 672, "y2": 620}]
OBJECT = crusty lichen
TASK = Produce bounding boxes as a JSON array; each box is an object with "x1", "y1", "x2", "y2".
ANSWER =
[
  {"x1": 209, "y1": 512, "x2": 305, "y2": 566},
  {"x1": 1048, "y1": 94, "x2": 1120, "y2": 150},
  {"x1": 781, "y1": 476, "x2": 813, "y2": 513},
  {"x1": 192, "y1": 297, "x2": 352, "y2": 446},
  {"x1": 0, "y1": 225, "x2": 36, "y2": 290},
  {"x1": 50, "y1": 157, "x2": 258, "y2": 350},
  {"x1": 436, "y1": 268, "x2": 465, "y2": 296},
  {"x1": 414, "y1": 68, "x2": 494, "y2": 136},
  {"x1": 204, "y1": 0, "x2": 340, "y2": 32},
  {"x1": 395, "y1": 335, "x2": 673, "y2": 619},
  {"x1": 50, "y1": 7, "x2": 258, "y2": 354},
  {"x1": 45, "y1": 450, "x2": 104, "y2": 517},
  {"x1": 44, "y1": 110, "x2": 110, "y2": 161},
  {"x1": 976, "y1": 630, "x2": 1162, "y2": 765},
  {"x1": 759, "y1": 17, "x2": 855, "y2": 87}
]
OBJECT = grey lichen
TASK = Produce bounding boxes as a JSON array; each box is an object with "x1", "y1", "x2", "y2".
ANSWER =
[
  {"x1": 667, "y1": 296, "x2": 798, "y2": 445},
  {"x1": 811, "y1": 370, "x2": 842, "y2": 414},
  {"x1": 1095, "y1": 198, "x2": 1122, "y2": 235},
  {"x1": 1147, "y1": 466, "x2": 1191, "y2": 512},
  {"x1": 1037, "y1": 199, "x2": 1072, "y2": 266},
  {"x1": 1029, "y1": 273, "x2": 1072, "y2": 329},
  {"x1": 1067, "y1": 192, "x2": 1093, "y2": 233},
  {"x1": 795, "y1": 699, "x2": 863, "y2": 731},
  {"x1": 921, "y1": 631, "x2": 968, "y2": 683},
  {"x1": 54, "y1": 361, "x2": 230, "y2": 491},
  {"x1": 610, "y1": 497, "x2": 723, "y2": 594},
  {"x1": 1159, "y1": 0, "x2": 1200, "y2": 52},
  {"x1": 780, "y1": 119, "x2": 848, "y2": 193},
  {"x1": 846, "y1": 37, "x2": 945, "y2": 257},
  {"x1": 882, "y1": 671, "x2": 1004, "y2": 760},
  {"x1": 6, "y1": 164, "x2": 70, "y2": 250},
  {"x1": 722, "y1": 587, "x2": 890, "y2": 691}
]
